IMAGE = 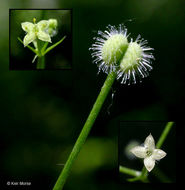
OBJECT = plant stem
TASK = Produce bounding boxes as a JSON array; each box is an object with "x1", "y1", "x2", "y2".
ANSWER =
[
  {"x1": 156, "y1": 121, "x2": 174, "y2": 149},
  {"x1": 140, "y1": 167, "x2": 148, "y2": 181},
  {"x1": 36, "y1": 39, "x2": 45, "y2": 69},
  {"x1": 36, "y1": 56, "x2": 45, "y2": 69},
  {"x1": 119, "y1": 166, "x2": 141, "y2": 177},
  {"x1": 53, "y1": 71, "x2": 117, "y2": 190}
]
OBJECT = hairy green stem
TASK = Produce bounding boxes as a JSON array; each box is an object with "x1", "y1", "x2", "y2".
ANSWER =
[{"x1": 53, "y1": 71, "x2": 117, "y2": 190}]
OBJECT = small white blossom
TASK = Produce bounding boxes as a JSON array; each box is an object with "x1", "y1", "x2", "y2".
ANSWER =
[
  {"x1": 21, "y1": 18, "x2": 52, "y2": 47},
  {"x1": 130, "y1": 134, "x2": 166, "y2": 172}
]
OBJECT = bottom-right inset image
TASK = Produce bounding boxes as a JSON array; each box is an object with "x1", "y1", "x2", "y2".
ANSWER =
[{"x1": 118, "y1": 121, "x2": 176, "y2": 183}]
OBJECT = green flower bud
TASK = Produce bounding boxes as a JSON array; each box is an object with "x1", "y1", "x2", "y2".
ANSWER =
[{"x1": 47, "y1": 19, "x2": 58, "y2": 37}]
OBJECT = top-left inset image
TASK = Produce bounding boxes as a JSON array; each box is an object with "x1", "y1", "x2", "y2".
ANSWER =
[{"x1": 9, "y1": 9, "x2": 72, "y2": 70}]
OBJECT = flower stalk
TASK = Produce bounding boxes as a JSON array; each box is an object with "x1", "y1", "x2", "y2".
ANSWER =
[
  {"x1": 53, "y1": 24, "x2": 155, "y2": 188},
  {"x1": 37, "y1": 56, "x2": 45, "y2": 69},
  {"x1": 53, "y1": 70, "x2": 117, "y2": 190}
]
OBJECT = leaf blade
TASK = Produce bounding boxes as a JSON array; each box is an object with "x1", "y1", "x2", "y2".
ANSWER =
[
  {"x1": 43, "y1": 36, "x2": 66, "y2": 56},
  {"x1": 18, "y1": 37, "x2": 38, "y2": 54}
]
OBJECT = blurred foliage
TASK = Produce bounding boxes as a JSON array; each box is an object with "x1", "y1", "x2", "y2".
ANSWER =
[{"x1": 0, "y1": 0, "x2": 184, "y2": 189}]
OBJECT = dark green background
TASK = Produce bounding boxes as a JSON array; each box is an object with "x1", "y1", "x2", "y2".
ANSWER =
[{"x1": 1, "y1": 0, "x2": 183, "y2": 189}]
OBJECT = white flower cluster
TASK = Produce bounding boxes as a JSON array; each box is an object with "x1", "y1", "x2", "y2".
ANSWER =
[{"x1": 21, "y1": 18, "x2": 58, "y2": 47}]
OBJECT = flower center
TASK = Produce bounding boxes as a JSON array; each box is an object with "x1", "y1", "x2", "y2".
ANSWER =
[
  {"x1": 34, "y1": 26, "x2": 39, "y2": 35},
  {"x1": 146, "y1": 150, "x2": 152, "y2": 157}
]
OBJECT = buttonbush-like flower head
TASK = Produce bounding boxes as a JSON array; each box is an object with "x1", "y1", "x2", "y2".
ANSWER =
[
  {"x1": 90, "y1": 24, "x2": 128, "y2": 74},
  {"x1": 21, "y1": 18, "x2": 52, "y2": 47},
  {"x1": 90, "y1": 24, "x2": 154, "y2": 84},
  {"x1": 130, "y1": 134, "x2": 166, "y2": 172},
  {"x1": 117, "y1": 36, "x2": 154, "y2": 84}
]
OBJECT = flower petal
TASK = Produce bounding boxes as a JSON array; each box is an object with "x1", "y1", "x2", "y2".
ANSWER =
[
  {"x1": 21, "y1": 22, "x2": 35, "y2": 32},
  {"x1": 23, "y1": 32, "x2": 36, "y2": 47},
  {"x1": 130, "y1": 146, "x2": 146, "y2": 158},
  {"x1": 32, "y1": 40, "x2": 38, "y2": 49},
  {"x1": 144, "y1": 156, "x2": 155, "y2": 172},
  {"x1": 152, "y1": 149, "x2": 166, "y2": 160},
  {"x1": 37, "y1": 20, "x2": 49, "y2": 31},
  {"x1": 37, "y1": 31, "x2": 51, "y2": 43},
  {"x1": 144, "y1": 134, "x2": 155, "y2": 151}
]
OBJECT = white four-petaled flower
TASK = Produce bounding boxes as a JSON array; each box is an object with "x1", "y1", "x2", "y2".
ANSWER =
[
  {"x1": 130, "y1": 134, "x2": 166, "y2": 172},
  {"x1": 21, "y1": 18, "x2": 52, "y2": 47}
]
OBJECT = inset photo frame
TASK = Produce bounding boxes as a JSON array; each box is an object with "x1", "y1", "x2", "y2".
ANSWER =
[
  {"x1": 9, "y1": 9, "x2": 72, "y2": 70},
  {"x1": 118, "y1": 121, "x2": 176, "y2": 183}
]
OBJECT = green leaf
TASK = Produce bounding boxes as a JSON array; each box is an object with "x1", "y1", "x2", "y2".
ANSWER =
[
  {"x1": 43, "y1": 36, "x2": 66, "y2": 56},
  {"x1": 18, "y1": 37, "x2": 38, "y2": 54}
]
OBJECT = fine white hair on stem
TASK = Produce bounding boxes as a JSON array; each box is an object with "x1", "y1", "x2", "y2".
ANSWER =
[{"x1": 89, "y1": 24, "x2": 155, "y2": 85}]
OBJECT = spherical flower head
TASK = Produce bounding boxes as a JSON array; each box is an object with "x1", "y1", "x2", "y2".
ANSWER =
[
  {"x1": 120, "y1": 42, "x2": 142, "y2": 71},
  {"x1": 102, "y1": 34, "x2": 128, "y2": 67},
  {"x1": 117, "y1": 36, "x2": 154, "y2": 85},
  {"x1": 130, "y1": 134, "x2": 167, "y2": 172},
  {"x1": 90, "y1": 24, "x2": 154, "y2": 85},
  {"x1": 90, "y1": 24, "x2": 128, "y2": 74}
]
